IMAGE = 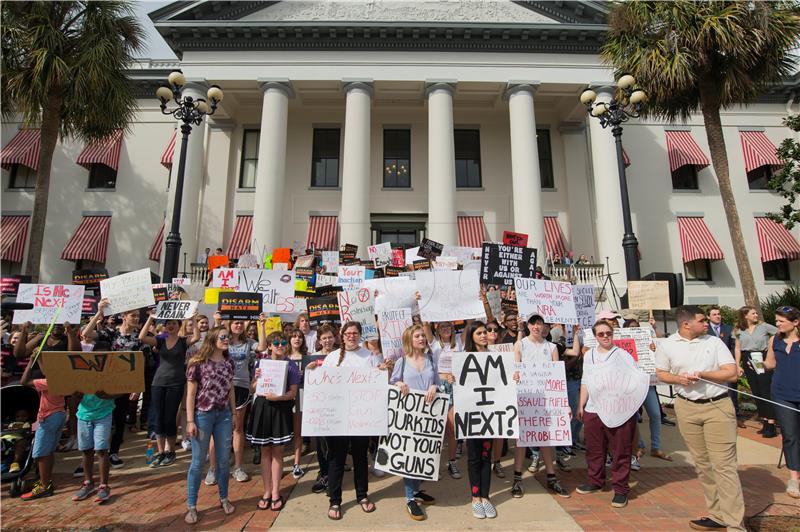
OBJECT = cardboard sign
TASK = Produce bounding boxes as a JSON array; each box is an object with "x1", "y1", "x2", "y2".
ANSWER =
[
  {"x1": 452, "y1": 351, "x2": 518, "y2": 439},
  {"x1": 301, "y1": 366, "x2": 388, "y2": 436},
  {"x1": 321, "y1": 251, "x2": 339, "y2": 273},
  {"x1": 72, "y1": 268, "x2": 109, "y2": 287},
  {"x1": 207, "y1": 255, "x2": 229, "y2": 272},
  {"x1": 480, "y1": 243, "x2": 538, "y2": 287},
  {"x1": 416, "y1": 270, "x2": 485, "y2": 323},
  {"x1": 573, "y1": 284, "x2": 596, "y2": 329},
  {"x1": 337, "y1": 288, "x2": 378, "y2": 340},
  {"x1": 584, "y1": 352, "x2": 649, "y2": 428},
  {"x1": 367, "y1": 242, "x2": 393, "y2": 268},
  {"x1": 626, "y1": 281, "x2": 671, "y2": 310},
  {"x1": 255, "y1": 359, "x2": 288, "y2": 396},
  {"x1": 307, "y1": 296, "x2": 340, "y2": 326},
  {"x1": 217, "y1": 292, "x2": 262, "y2": 320},
  {"x1": 517, "y1": 361, "x2": 572, "y2": 447},
  {"x1": 204, "y1": 287, "x2": 233, "y2": 305},
  {"x1": 418, "y1": 238, "x2": 444, "y2": 260},
  {"x1": 391, "y1": 248, "x2": 405, "y2": 267},
  {"x1": 378, "y1": 308, "x2": 414, "y2": 361},
  {"x1": 100, "y1": 269, "x2": 155, "y2": 315},
  {"x1": 375, "y1": 386, "x2": 449, "y2": 480},
  {"x1": 1, "y1": 275, "x2": 31, "y2": 296},
  {"x1": 154, "y1": 300, "x2": 198, "y2": 321},
  {"x1": 337, "y1": 265, "x2": 365, "y2": 289},
  {"x1": 211, "y1": 267, "x2": 239, "y2": 290},
  {"x1": 238, "y1": 269, "x2": 295, "y2": 313},
  {"x1": 13, "y1": 284, "x2": 85, "y2": 324},
  {"x1": 514, "y1": 278, "x2": 578, "y2": 324},
  {"x1": 39, "y1": 351, "x2": 145, "y2": 395},
  {"x1": 502, "y1": 231, "x2": 529, "y2": 247}
]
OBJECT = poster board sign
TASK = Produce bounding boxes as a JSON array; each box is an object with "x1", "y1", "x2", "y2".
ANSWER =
[
  {"x1": 367, "y1": 242, "x2": 393, "y2": 268},
  {"x1": 433, "y1": 256, "x2": 458, "y2": 270},
  {"x1": 452, "y1": 351, "x2": 518, "y2": 439},
  {"x1": 207, "y1": 255, "x2": 229, "y2": 272},
  {"x1": 573, "y1": 284, "x2": 596, "y2": 329},
  {"x1": 315, "y1": 274, "x2": 338, "y2": 289},
  {"x1": 480, "y1": 243, "x2": 538, "y2": 287},
  {"x1": 39, "y1": 351, "x2": 145, "y2": 395},
  {"x1": 237, "y1": 253, "x2": 260, "y2": 269},
  {"x1": 626, "y1": 281, "x2": 671, "y2": 310},
  {"x1": 416, "y1": 270, "x2": 486, "y2": 323},
  {"x1": 272, "y1": 248, "x2": 292, "y2": 264},
  {"x1": 276, "y1": 296, "x2": 308, "y2": 317},
  {"x1": 514, "y1": 278, "x2": 578, "y2": 324},
  {"x1": 418, "y1": 238, "x2": 444, "y2": 260},
  {"x1": 584, "y1": 353, "x2": 649, "y2": 427},
  {"x1": 368, "y1": 278, "x2": 419, "y2": 315},
  {"x1": 375, "y1": 386, "x2": 449, "y2": 481},
  {"x1": 307, "y1": 296, "x2": 340, "y2": 326},
  {"x1": 211, "y1": 267, "x2": 239, "y2": 290},
  {"x1": 391, "y1": 248, "x2": 405, "y2": 267},
  {"x1": 1, "y1": 275, "x2": 31, "y2": 296},
  {"x1": 154, "y1": 300, "x2": 198, "y2": 321},
  {"x1": 502, "y1": 231, "x2": 529, "y2": 247},
  {"x1": 337, "y1": 288, "x2": 378, "y2": 340},
  {"x1": 486, "y1": 289, "x2": 502, "y2": 319},
  {"x1": 263, "y1": 316, "x2": 283, "y2": 335},
  {"x1": 337, "y1": 265, "x2": 366, "y2": 289},
  {"x1": 238, "y1": 269, "x2": 295, "y2": 313},
  {"x1": 171, "y1": 277, "x2": 191, "y2": 286},
  {"x1": 255, "y1": 359, "x2": 288, "y2": 397},
  {"x1": 301, "y1": 366, "x2": 388, "y2": 436},
  {"x1": 582, "y1": 327, "x2": 656, "y2": 375},
  {"x1": 204, "y1": 287, "x2": 233, "y2": 305},
  {"x1": 217, "y1": 292, "x2": 262, "y2": 320},
  {"x1": 321, "y1": 251, "x2": 339, "y2": 273},
  {"x1": 405, "y1": 247, "x2": 424, "y2": 265},
  {"x1": 72, "y1": 268, "x2": 108, "y2": 287},
  {"x1": 517, "y1": 361, "x2": 572, "y2": 447},
  {"x1": 378, "y1": 308, "x2": 413, "y2": 361},
  {"x1": 441, "y1": 246, "x2": 478, "y2": 266},
  {"x1": 12, "y1": 284, "x2": 84, "y2": 325},
  {"x1": 100, "y1": 269, "x2": 156, "y2": 315}
]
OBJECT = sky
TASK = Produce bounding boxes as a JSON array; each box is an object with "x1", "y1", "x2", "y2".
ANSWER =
[{"x1": 133, "y1": 0, "x2": 177, "y2": 59}]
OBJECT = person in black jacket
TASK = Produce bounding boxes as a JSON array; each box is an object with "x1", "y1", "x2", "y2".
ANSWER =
[{"x1": 706, "y1": 307, "x2": 744, "y2": 428}]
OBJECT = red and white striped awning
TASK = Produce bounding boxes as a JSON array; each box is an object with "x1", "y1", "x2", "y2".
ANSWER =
[
  {"x1": 755, "y1": 217, "x2": 800, "y2": 262},
  {"x1": 148, "y1": 219, "x2": 165, "y2": 262},
  {"x1": 543, "y1": 216, "x2": 569, "y2": 258},
  {"x1": 457, "y1": 215, "x2": 489, "y2": 248},
  {"x1": 665, "y1": 131, "x2": 710, "y2": 172},
  {"x1": 677, "y1": 217, "x2": 724, "y2": 263},
  {"x1": 740, "y1": 131, "x2": 781, "y2": 173},
  {"x1": 307, "y1": 215, "x2": 339, "y2": 251},
  {"x1": 227, "y1": 215, "x2": 253, "y2": 259},
  {"x1": 76, "y1": 129, "x2": 123, "y2": 171},
  {"x1": 60, "y1": 215, "x2": 111, "y2": 263},
  {"x1": 160, "y1": 130, "x2": 177, "y2": 169},
  {"x1": 1, "y1": 215, "x2": 30, "y2": 263},
  {"x1": 622, "y1": 147, "x2": 631, "y2": 168},
  {"x1": 1, "y1": 129, "x2": 40, "y2": 171}
]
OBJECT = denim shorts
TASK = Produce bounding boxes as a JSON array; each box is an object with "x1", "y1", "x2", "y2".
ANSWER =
[
  {"x1": 77, "y1": 414, "x2": 113, "y2": 452},
  {"x1": 32, "y1": 411, "x2": 66, "y2": 458}
]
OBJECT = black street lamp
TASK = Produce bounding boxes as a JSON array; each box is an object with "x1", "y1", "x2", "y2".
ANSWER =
[
  {"x1": 156, "y1": 71, "x2": 224, "y2": 282},
  {"x1": 580, "y1": 75, "x2": 647, "y2": 281}
]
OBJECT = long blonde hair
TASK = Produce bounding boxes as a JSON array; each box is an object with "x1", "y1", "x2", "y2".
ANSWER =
[
  {"x1": 401, "y1": 324, "x2": 428, "y2": 357},
  {"x1": 188, "y1": 326, "x2": 229, "y2": 367}
]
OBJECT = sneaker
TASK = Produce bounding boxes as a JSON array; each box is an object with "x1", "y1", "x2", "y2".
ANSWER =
[
  {"x1": 564, "y1": 447, "x2": 577, "y2": 457},
  {"x1": 556, "y1": 456, "x2": 572, "y2": 472},
  {"x1": 413, "y1": 491, "x2": 435, "y2": 505},
  {"x1": 311, "y1": 475, "x2": 328, "y2": 494},
  {"x1": 572, "y1": 442, "x2": 587, "y2": 452},
  {"x1": 160, "y1": 452, "x2": 176, "y2": 467},
  {"x1": 232, "y1": 467, "x2": 250, "y2": 482},
  {"x1": 109, "y1": 454, "x2": 124, "y2": 469},
  {"x1": 9, "y1": 462, "x2": 20, "y2": 474},
  {"x1": 661, "y1": 416, "x2": 676, "y2": 427},
  {"x1": 528, "y1": 452, "x2": 541, "y2": 473},
  {"x1": 492, "y1": 462, "x2": 505, "y2": 478},
  {"x1": 611, "y1": 493, "x2": 628, "y2": 508},
  {"x1": 149, "y1": 452, "x2": 165, "y2": 468},
  {"x1": 372, "y1": 462, "x2": 385, "y2": 478},
  {"x1": 73, "y1": 466, "x2": 84, "y2": 478},
  {"x1": 481, "y1": 499, "x2": 497, "y2": 519},
  {"x1": 689, "y1": 517, "x2": 726, "y2": 530},
  {"x1": 558, "y1": 449, "x2": 573, "y2": 461},
  {"x1": 292, "y1": 464, "x2": 305, "y2": 479},
  {"x1": 447, "y1": 460, "x2": 462, "y2": 479},
  {"x1": 630, "y1": 456, "x2": 641, "y2": 471},
  {"x1": 471, "y1": 501, "x2": 486, "y2": 519},
  {"x1": 455, "y1": 441, "x2": 463, "y2": 459},
  {"x1": 204, "y1": 468, "x2": 217, "y2": 486},
  {"x1": 576, "y1": 483, "x2": 603, "y2": 494},
  {"x1": 547, "y1": 478, "x2": 570, "y2": 498},
  {"x1": 605, "y1": 454, "x2": 613, "y2": 467},
  {"x1": 181, "y1": 440, "x2": 192, "y2": 451},
  {"x1": 21, "y1": 481, "x2": 54, "y2": 501},
  {"x1": 94, "y1": 484, "x2": 111, "y2": 503},
  {"x1": 407, "y1": 499, "x2": 426, "y2": 521},
  {"x1": 511, "y1": 479, "x2": 523, "y2": 498},
  {"x1": 72, "y1": 481, "x2": 95, "y2": 501}
]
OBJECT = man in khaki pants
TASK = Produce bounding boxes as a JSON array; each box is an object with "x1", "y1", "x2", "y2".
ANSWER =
[{"x1": 655, "y1": 306, "x2": 744, "y2": 531}]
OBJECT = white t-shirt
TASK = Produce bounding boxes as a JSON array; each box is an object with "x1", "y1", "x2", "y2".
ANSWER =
[
  {"x1": 654, "y1": 333, "x2": 735, "y2": 400},
  {"x1": 304, "y1": 330, "x2": 318, "y2": 353},
  {"x1": 430, "y1": 336, "x2": 464, "y2": 374},
  {"x1": 519, "y1": 337, "x2": 557, "y2": 364},
  {"x1": 581, "y1": 346, "x2": 637, "y2": 413},
  {"x1": 322, "y1": 346, "x2": 382, "y2": 368}
]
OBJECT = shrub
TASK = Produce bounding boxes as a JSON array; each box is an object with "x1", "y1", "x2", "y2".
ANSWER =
[{"x1": 759, "y1": 284, "x2": 800, "y2": 325}]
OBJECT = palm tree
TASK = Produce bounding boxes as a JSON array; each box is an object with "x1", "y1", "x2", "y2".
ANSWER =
[
  {"x1": 600, "y1": 0, "x2": 800, "y2": 311},
  {"x1": 1, "y1": 1, "x2": 144, "y2": 281}
]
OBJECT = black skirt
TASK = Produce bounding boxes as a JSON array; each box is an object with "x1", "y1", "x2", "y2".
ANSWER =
[{"x1": 246, "y1": 396, "x2": 293, "y2": 446}]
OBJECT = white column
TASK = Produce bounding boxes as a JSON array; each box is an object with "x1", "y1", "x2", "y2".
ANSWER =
[
  {"x1": 506, "y1": 82, "x2": 544, "y2": 258},
  {"x1": 426, "y1": 82, "x2": 458, "y2": 245},
  {"x1": 587, "y1": 85, "x2": 628, "y2": 286},
  {"x1": 339, "y1": 82, "x2": 372, "y2": 256},
  {"x1": 559, "y1": 122, "x2": 597, "y2": 260},
  {"x1": 251, "y1": 81, "x2": 291, "y2": 257}
]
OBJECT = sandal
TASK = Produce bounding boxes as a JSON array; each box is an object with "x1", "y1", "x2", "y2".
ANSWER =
[
  {"x1": 359, "y1": 497, "x2": 376, "y2": 513},
  {"x1": 650, "y1": 450, "x2": 673, "y2": 462},
  {"x1": 328, "y1": 504, "x2": 342, "y2": 520},
  {"x1": 257, "y1": 497, "x2": 271, "y2": 510},
  {"x1": 271, "y1": 496, "x2": 285, "y2": 511},
  {"x1": 220, "y1": 498, "x2": 235, "y2": 515},
  {"x1": 184, "y1": 507, "x2": 198, "y2": 524}
]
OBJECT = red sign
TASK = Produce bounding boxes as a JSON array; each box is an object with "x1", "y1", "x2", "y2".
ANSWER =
[
  {"x1": 391, "y1": 248, "x2": 405, "y2": 267},
  {"x1": 1, "y1": 275, "x2": 31, "y2": 296},
  {"x1": 613, "y1": 338, "x2": 638, "y2": 361},
  {"x1": 502, "y1": 231, "x2": 529, "y2": 247}
]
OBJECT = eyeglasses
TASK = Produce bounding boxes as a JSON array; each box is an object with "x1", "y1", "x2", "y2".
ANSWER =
[
  {"x1": 486, "y1": 327, "x2": 499, "y2": 332},
  {"x1": 272, "y1": 340, "x2": 288, "y2": 346},
  {"x1": 217, "y1": 335, "x2": 230, "y2": 341},
  {"x1": 595, "y1": 331, "x2": 613, "y2": 338}
]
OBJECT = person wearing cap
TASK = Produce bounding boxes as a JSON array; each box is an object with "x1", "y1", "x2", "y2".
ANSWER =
[{"x1": 655, "y1": 306, "x2": 743, "y2": 531}]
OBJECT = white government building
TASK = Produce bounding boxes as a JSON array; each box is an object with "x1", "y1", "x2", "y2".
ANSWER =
[{"x1": 2, "y1": 0, "x2": 799, "y2": 308}]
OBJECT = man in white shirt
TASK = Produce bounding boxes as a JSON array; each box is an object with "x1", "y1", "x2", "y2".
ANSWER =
[{"x1": 655, "y1": 306, "x2": 743, "y2": 532}]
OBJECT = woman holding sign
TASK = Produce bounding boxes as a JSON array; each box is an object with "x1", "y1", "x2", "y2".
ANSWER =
[
  {"x1": 307, "y1": 324, "x2": 339, "y2": 494},
  {"x1": 390, "y1": 324, "x2": 441, "y2": 521}
]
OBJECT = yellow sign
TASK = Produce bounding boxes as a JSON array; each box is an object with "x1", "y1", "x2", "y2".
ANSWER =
[
  {"x1": 264, "y1": 317, "x2": 283, "y2": 335},
  {"x1": 204, "y1": 287, "x2": 233, "y2": 304}
]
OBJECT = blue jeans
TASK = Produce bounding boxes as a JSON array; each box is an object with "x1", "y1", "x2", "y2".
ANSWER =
[
  {"x1": 403, "y1": 478, "x2": 422, "y2": 501},
  {"x1": 773, "y1": 397, "x2": 800, "y2": 471},
  {"x1": 186, "y1": 408, "x2": 233, "y2": 507},
  {"x1": 638, "y1": 386, "x2": 662, "y2": 452},
  {"x1": 567, "y1": 379, "x2": 582, "y2": 445}
]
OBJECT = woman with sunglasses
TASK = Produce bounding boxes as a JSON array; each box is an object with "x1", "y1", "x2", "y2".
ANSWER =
[
  {"x1": 184, "y1": 327, "x2": 237, "y2": 524},
  {"x1": 306, "y1": 324, "x2": 339, "y2": 494},
  {"x1": 248, "y1": 332, "x2": 300, "y2": 511},
  {"x1": 287, "y1": 327, "x2": 309, "y2": 479}
]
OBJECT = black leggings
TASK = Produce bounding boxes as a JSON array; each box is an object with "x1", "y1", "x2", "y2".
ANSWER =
[
  {"x1": 110, "y1": 395, "x2": 129, "y2": 455},
  {"x1": 150, "y1": 384, "x2": 185, "y2": 437},
  {"x1": 467, "y1": 438, "x2": 493, "y2": 499},
  {"x1": 742, "y1": 351, "x2": 775, "y2": 419},
  {"x1": 327, "y1": 436, "x2": 369, "y2": 506}
]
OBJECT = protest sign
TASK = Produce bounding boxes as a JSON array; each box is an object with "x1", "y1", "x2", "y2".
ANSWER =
[
  {"x1": 39, "y1": 351, "x2": 145, "y2": 395},
  {"x1": 154, "y1": 300, "x2": 198, "y2": 321},
  {"x1": 573, "y1": 284, "x2": 596, "y2": 329},
  {"x1": 378, "y1": 308, "x2": 413, "y2": 360},
  {"x1": 237, "y1": 253, "x2": 260, "y2": 268},
  {"x1": 433, "y1": 256, "x2": 458, "y2": 270},
  {"x1": 152, "y1": 286, "x2": 169, "y2": 304},
  {"x1": 1, "y1": 275, "x2": 31, "y2": 296},
  {"x1": 217, "y1": 292, "x2": 262, "y2": 320},
  {"x1": 315, "y1": 273, "x2": 338, "y2": 289},
  {"x1": 337, "y1": 288, "x2": 378, "y2": 340},
  {"x1": 368, "y1": 278, "x2": 419, "y2": 315},
  {"x1": 307, "y1": 296, "x2": 340, "y2": 326},
  {"x1": 272, "y1": 248, "x2": 292, "y2": 265},
  {"x1": 416, "y1": 270, "x2": 486, "y2": 323},
  {"x1": 626, "y1": 281, "x2": 671, "y2": 310},
  {"x1": 391, "y1": 248, "x2": 405, "y2": 267},
  {"x1": 321, "y1": 251, "x2": 339, "y2": 273},
  {"x1": 517, "y1": 361, "x2": 572, "y2": 447},
  {"x1": 276, "y1": 296, "x2": 308, "y2": 318},
  {"x1": 398, "y1": 271, "x2": 416, "y2": 280},
  {"x1": 367, "y1": 242, "x2": 393, "y2": 268},
  {"x1": 375, "y1": 386, "x2": 449, "y2": 480},
  {"x1": 340, "y1": 244, "x2": 358, "y2": 263},
  {"x1": 501, "y1": 298, "x2": 519, "y2": 314},
  {"x1": 584, "y1": 354, "x2": 649, "y2": 427},
  {"x1": 453, "y1": 351, "x2": 518, "y2": 439},
  {"x1": 301, "y1": 366, "x2": 388, "y2": 436},
  {"x1": 295, "y1": 254, "x2": 315, "y2": 268},
  {"x1": 207, "y1": 255, "x2": 229, "y2": 272},
  {"x1": 82, "y1": 295, "x2": 98, "y2": 317},
  {"x1": 238, "y1": 269, "x2": 295, "y2": 312},
  {"x1": 263, "y1": 316, "x2": 283, "y2": 336},
  {"x1": 316, "y1": 285, "x2": 343, "y2": 297},
  {"x1": 405, "y1": 247, "x2": 424, "y2": 265},
  {"x1": 480, "y1": 243, "x2": 538, "y2": 287},
  {"x1": 487, "y1": 343, "x2": 515, "y2": 353},
  {"x1": 171, "y1": 277, "x2": 190, "y2": 286},
  {"x1": 13, "y1": 283, "x2": 85, "y2": 324},
  {"x1": 204, "y1": 287, "x2": 233, "y2": 305},
  {"x1": 337, "y1": 265, "x2": 366, "y2": 289},
  {"x1": 412, "y1": 259, "x2": 432, "y2": 271},
  {"x1": 211, "y1": 267, "x2": 239, "y2": 290},
  {"x1": 582, "y1": 327, "x2": 656, "y2": 375},
  {"x1": 385, "y1": 266, "x2": 405, "y2": 277},
  {"x1": 255, "y1": 359, "x2": 288, "y2": 397},
  {"x1": 514, "y1": 278, "x2": 578, "y2": 324},
  {"x1": 294, "y1": 267, "x2": 316, "y2": 288},
  {"x1": 486, "y1": 289, "x2": 502, "y2": 318},
  {"x1": 418, "y1": 238, "x2": 444, "y2": 260},
  {"x1": 503, "y1": 231, "x2": 529, "y2": 247},
  {"x1": 100, "y1": 269, "x2": 155, "y2": 315},
  {"x1": 72, "y1": 268, "x2": 108, "y2": 287},
  {"x1": 442, "y1": 245, "x2": 478, "y2": 266}
]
